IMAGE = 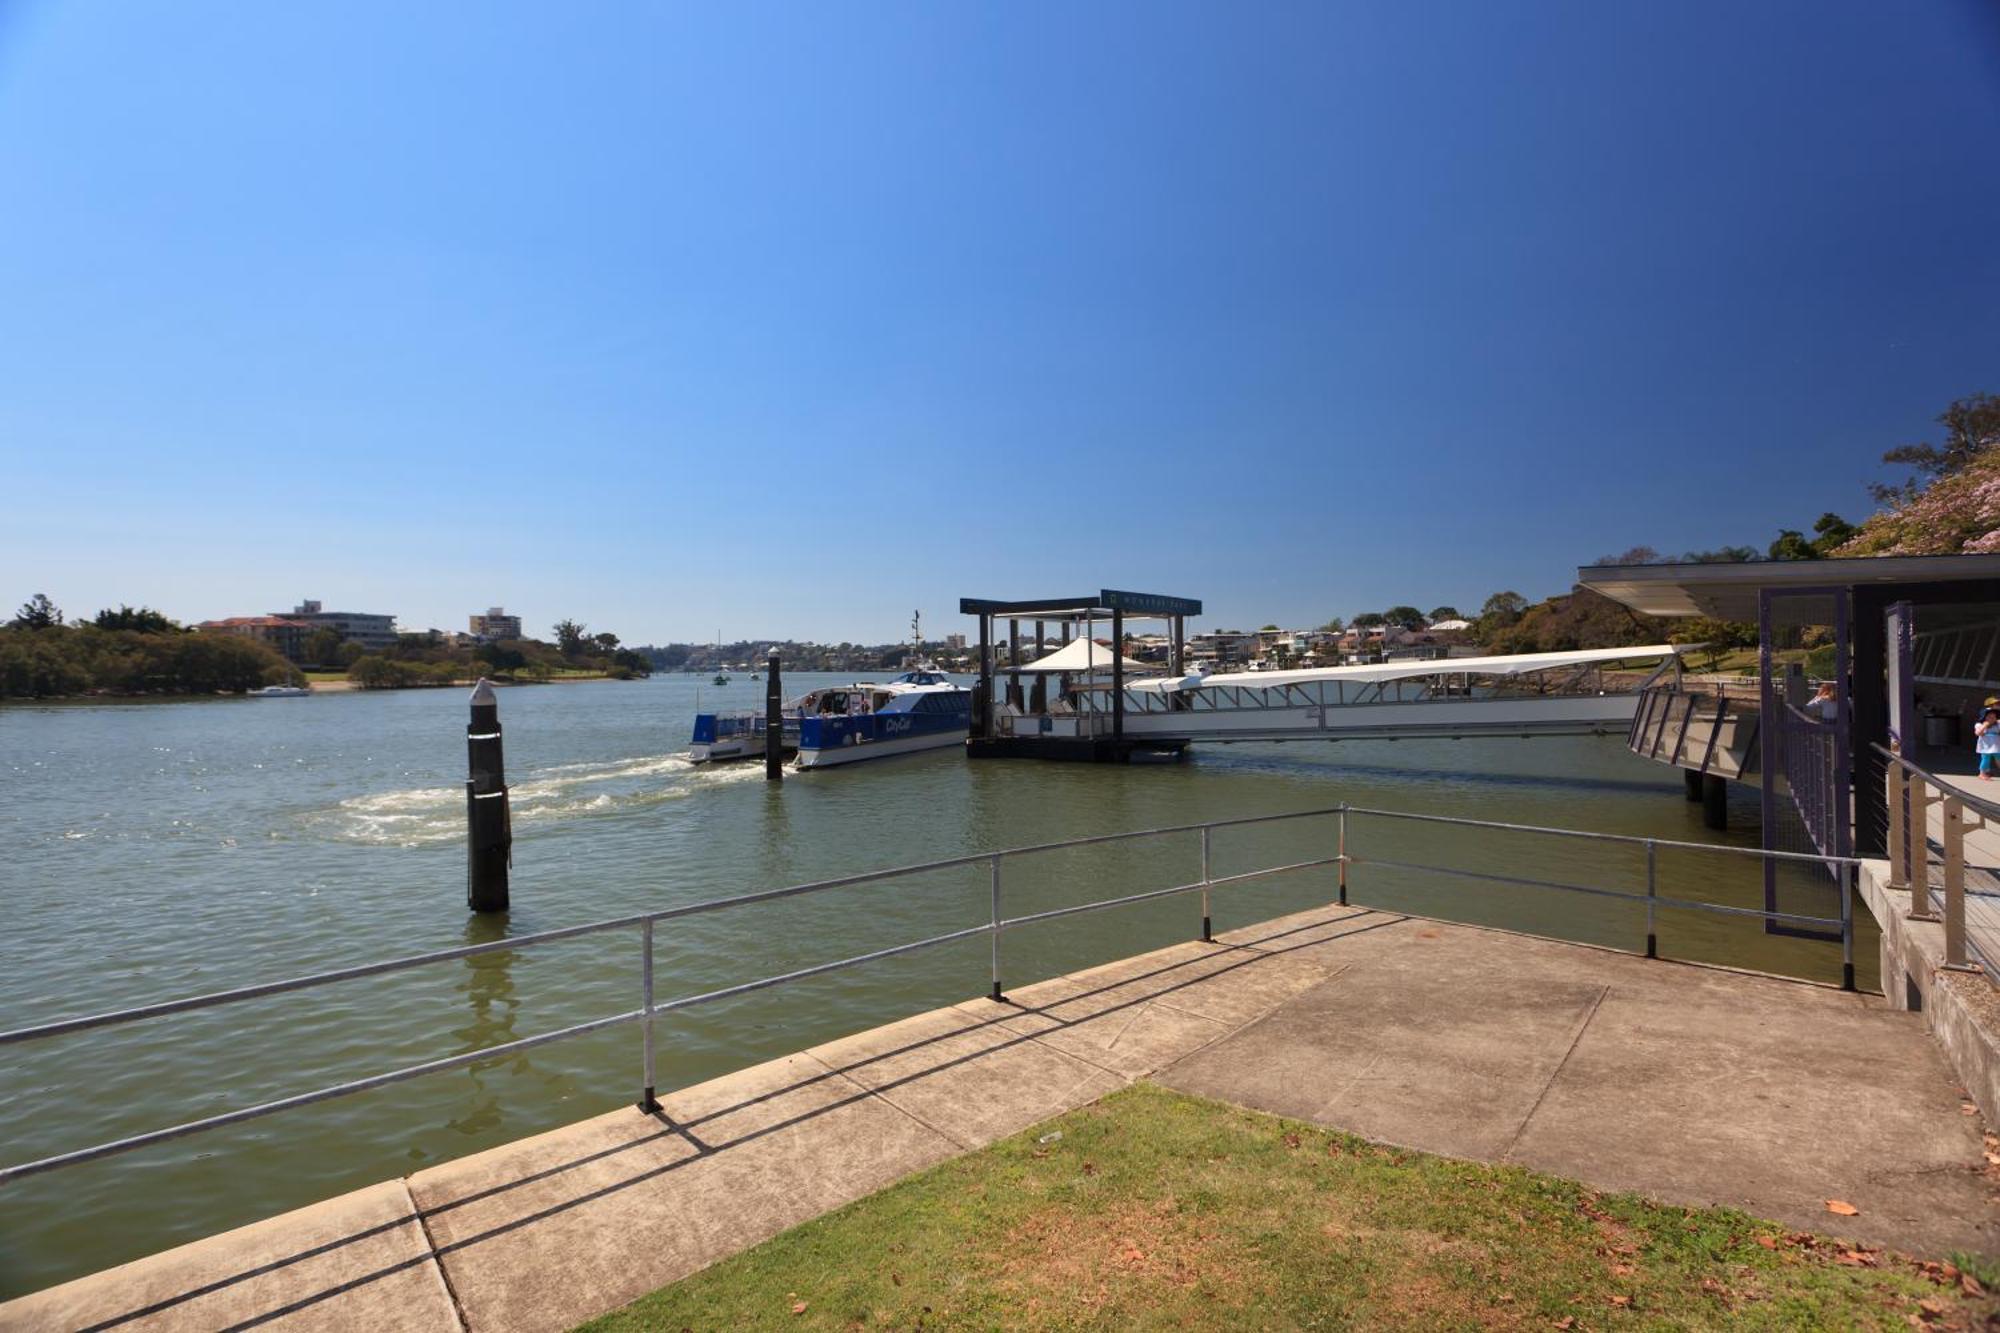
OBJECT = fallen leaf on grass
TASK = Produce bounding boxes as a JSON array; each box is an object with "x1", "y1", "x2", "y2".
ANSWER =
[
  {"x1": 1608, "y1": 1293, "x2": 1631, "y2": 1307},
  {"x1": 1919, "y1": 1297, "x2": 1946, "y2": 1316},
  {"x1": 1825, "y1": 1200, "x2": 1860, "y2": 1216},
  {"x1": 891, "y1": 1273, "x2": 902, "y2": 1288},
  {"x1": 1283, "y1": 1133, "x2": 1301, "y2": 1149},
  {"x1": 1552, "y1": 1318, "x2": 1574, "y2": 1330},
  {"x1": 1082, "y1": 1161, "x2": 1097, "y2": 1176},
  {"x1": 791, "y1": 1300, "x2": 809, "y2": 1315},
  {"x1": 1963, "y1": 1272, "x2": 1986, "y2": 1297},
  {"x1": 1610, "y1": 1263, "x2": 1634, "y2": 1277},
  {"x1": 1755, "y1": 1235, "x2": 1779, "y2": 1249}
]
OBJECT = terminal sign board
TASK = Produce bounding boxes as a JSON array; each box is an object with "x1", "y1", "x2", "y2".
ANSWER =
[{"x1": 1097, "y1": 589, "x2": 1203, "y2": 617}]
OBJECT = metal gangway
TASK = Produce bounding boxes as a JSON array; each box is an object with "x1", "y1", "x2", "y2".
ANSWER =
[{"x1": 993, "y1": 645, "x2": 1685, "y2": 750}]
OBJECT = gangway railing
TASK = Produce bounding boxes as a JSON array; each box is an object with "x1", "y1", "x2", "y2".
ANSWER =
[
  {"x1": 1879, "y1": 744, "x2": 2000, "y2": 981},
  {"x1": 0, "y1": 804, "x2": 1856, "y2": 1191},
  {"x1": 1626, "y1": 682, "x2": 1758, "y2": 780}
]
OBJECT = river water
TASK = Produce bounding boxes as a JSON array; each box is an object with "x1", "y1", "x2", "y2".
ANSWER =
[{"x1": 0, "y1": 675, "x2": 1864, "y2": 1298}]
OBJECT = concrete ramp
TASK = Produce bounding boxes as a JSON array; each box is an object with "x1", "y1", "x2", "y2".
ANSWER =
[{"x1": 1164, "y1": 912, "x2": 1997, "y2": 1258}]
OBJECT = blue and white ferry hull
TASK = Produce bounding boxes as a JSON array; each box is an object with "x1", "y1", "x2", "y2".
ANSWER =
[
  {"x1": 794, "y1": 711, "x2": 968, "y2": 769},
  {"x1": 688, "y1": 712, "x2": 798, "y2": 763}
]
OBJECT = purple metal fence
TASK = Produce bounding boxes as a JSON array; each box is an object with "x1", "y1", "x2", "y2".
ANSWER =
[{"x1": 1757, "y1": 586, "x2": 1849, "y2": 940}]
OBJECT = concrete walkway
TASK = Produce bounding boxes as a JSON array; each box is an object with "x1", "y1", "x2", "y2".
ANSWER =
[{"x1": 5, "y1": 906, "x2": 1994, "y2": 1332}]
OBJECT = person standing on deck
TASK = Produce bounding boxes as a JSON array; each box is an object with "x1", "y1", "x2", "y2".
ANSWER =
[{"x1": 1976, "y1": 705, "x2": 2000, "y2": 780}]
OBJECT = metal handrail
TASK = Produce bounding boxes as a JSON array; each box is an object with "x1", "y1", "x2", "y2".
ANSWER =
[
  {"x1": 1873, "y1": 742, "x2": 2000, "y2": 823},
  {"x1": 0, "y1": 801, "x2": 1857, "y2": 1188},
  {"x1": 1340, "y1": 805, "x2": 1862, "y2": 866},
  {"x1": 1873, "y1": 743, "x2": 1992, "y2": 977},
  {"x1": 0, "y1": 805, "x2": 1349, "y2": 1051}
]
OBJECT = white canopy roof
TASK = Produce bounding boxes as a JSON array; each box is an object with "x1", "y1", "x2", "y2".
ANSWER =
[
  {"x1": 1011, "y1": 637, "x2": 1152, "y2": 674},
  {"x1": 1130, "y1": 644, "x2": 1681, "y2": 692}
]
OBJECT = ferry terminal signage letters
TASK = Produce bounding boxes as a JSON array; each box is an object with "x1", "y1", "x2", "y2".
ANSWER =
[{"x1": 1097, "y1": 589, "x2": 1203, "y2": 617}]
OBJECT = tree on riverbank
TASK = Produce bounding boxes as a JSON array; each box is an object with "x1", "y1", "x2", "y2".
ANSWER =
[
  {"x1": 341, "y1": 623, "x2": 652, "y2": 688},
  {"x1": 92, "y1": 605, "x2": 178, "y2": 633},
  {"x1": 0, "y1": 623, "x2": 297, "y2": 698},
  {"x1": 10, "y1": 593, "x2": 62, "y2": 630}
]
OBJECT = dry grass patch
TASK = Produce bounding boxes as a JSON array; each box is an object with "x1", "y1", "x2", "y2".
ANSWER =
[{"x1": 580, "y1": 1083, "x2": 1999, "y2": 1331}]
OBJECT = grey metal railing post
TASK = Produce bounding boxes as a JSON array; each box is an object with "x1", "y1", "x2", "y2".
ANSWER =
[
  {"x1": 1885, "y1": 763, "x2": 1908, "y2": 892},
  {"x1": 1337, "y1": 805, "x2": 1349, "y2": 907},
  {"x1": 638, "y1": 919, "x2": 660, "y2": 1114},
  {"x1": 1908, "y1": 776, "x2": 1937, "y2": 921},
  {"x1": 1840, "y1": 862, "x2": 1855, "y2": 991},
  {"x1": 1943, "y1": 798, "x2": 1976, "y2": 972},
  {"x1": 1200, "y1": 826, "x2": 1213, "y2": 942},
  {"x1": 989, "y1": 855, "x2": 1005, "y2": 1001},
  {"x1": 1644, "y1": 840, "x2": 1657, "y2": 959}
]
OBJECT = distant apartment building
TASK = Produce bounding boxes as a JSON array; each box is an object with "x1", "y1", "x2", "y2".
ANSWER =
[
  {"x1": 1187, "y1": 630, "x2": 1256, "y2": 666},
  {"x1": 944, "y1": 632, "x2": 968, "y2": 651},
  {"x1": 273, "y1": 599, "x2": 398, "y2": 651},
  {"x1": 470, "y1": 607, "x2": 523, "y2": 641},
  {"x1": 197, "y1": 616, "x2": 312, "y2": 663}
]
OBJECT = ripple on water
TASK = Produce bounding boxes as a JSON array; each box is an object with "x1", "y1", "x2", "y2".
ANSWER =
[{"x1": 302, "y1": 751, "x2": 762, "y2": 846}]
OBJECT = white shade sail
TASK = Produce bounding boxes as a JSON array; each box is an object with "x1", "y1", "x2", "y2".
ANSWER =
[
  {"x1": 1010, "y1": 637, "x2": 1152, "y2": 674},
  {"x1": 1129, "y1": 644, "x2": 1682, "y2": 692}
]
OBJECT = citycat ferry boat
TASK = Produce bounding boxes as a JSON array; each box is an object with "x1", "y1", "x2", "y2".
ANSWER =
[
  {"x1": 793, "y1": 668, "x2": 970, "y2": 769},
  {"x1": 688, "y1": 667, "x2": 971, "y2": 769}
]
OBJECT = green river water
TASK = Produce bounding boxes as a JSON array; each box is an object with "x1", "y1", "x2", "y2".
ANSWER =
[{"x1": 0, "y1": 674, "x2": 1864, "y2": 1298}]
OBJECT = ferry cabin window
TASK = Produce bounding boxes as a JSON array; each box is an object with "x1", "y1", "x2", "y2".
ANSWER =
[{"x1": 911, "y1": 693, "x2": 970, "y2": 715}]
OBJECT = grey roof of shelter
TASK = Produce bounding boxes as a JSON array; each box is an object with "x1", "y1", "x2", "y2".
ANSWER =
[
  {"x1": 1578, "y1": 553, "x2": 2000, "y2": 621},
  {"x1": 960, "y1": 589, "x2": 1202, "y2": 618}
]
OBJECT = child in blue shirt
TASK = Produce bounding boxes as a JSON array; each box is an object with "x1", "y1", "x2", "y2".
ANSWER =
[{"x1": 1978, "y1": 706, "x2": 2000, "y2": 780}]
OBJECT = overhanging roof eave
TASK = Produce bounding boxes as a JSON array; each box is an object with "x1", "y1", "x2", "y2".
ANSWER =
[
  {"x1": 959, "y1": 596, "x2": 1108, "y2": 617},
  {"x1": 1578, "y1": 553, "x2": 2000, "y2": 620},
  {"x1": 959, "y1": 589, "x2": 1203, "y2": 618}
]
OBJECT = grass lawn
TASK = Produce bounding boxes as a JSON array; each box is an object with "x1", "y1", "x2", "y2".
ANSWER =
[{"x1": 582, "y1": 1084, "x2": 1996, "y2": 1332}]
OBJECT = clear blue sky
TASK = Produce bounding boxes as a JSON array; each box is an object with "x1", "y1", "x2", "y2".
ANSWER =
[{"x1": 2, "y1": 2, "x2": 1996, "y2": 644}]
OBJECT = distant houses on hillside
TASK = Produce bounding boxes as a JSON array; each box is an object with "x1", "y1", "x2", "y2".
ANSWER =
[{"x1": 1172, "y1": 620, "x2": 1474, "y2": 671}]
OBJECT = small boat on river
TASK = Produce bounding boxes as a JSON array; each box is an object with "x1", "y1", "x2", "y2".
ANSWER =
[{"x1": 248, "y1": 684, "x2": 310, "y2": 698}]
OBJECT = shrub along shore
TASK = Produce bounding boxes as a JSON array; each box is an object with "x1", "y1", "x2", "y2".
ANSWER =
[{"x1": 1, "y1": 598, "x2": 651, "y2": 700}]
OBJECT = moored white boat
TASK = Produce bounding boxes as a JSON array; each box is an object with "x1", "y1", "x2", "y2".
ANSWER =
[{"x1": 793, "y1": 668, "x2": 970, "y2": 769}]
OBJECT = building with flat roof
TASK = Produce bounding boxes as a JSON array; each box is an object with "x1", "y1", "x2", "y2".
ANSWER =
[
  {"x1": 470, "y1": 607, "x2": 523, "y2": 641},
  {"x1": 273, "y1": 599, "x2": 397, "y2": 651}
]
